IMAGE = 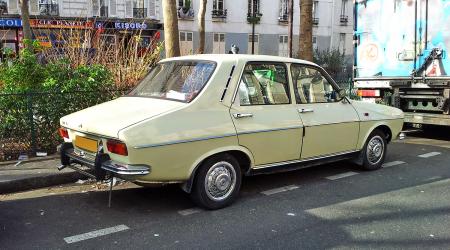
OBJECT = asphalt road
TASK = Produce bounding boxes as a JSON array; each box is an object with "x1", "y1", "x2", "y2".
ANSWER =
[{"x1": 1, "y1": 132, "x2": 450, "y2": 250}]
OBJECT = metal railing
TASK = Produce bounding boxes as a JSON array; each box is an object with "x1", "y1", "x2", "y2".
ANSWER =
[
  {"x1": 133, "y1": 7, "x2": 147, "y2": 18},
  {"x1": 212, "y1": 9, "x2": 227, "y2": 18},
  {"x1": 312, "y1": 17, "x2": 319, "y2": 25},
  {"x1": 340, "y1": 15, "x2": 348, "y2": 24},
  {"x1": 0, "y1": 89, "x2": 128, "y2": 161},
  {"x1": 278, "y1": 13, "x2": 288, "y2": 22},
  {"x1": 39, "y1": 4, "x2": 59, "y2": 16}
]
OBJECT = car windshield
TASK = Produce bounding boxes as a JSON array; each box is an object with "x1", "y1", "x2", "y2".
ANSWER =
[{"x1": 129, "y1": 60, "x2": 216, "y2": 102}]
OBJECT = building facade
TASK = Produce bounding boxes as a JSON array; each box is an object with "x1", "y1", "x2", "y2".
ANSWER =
[{"x1": 1, "y1": 0, "x2": 353, "y2": 59}]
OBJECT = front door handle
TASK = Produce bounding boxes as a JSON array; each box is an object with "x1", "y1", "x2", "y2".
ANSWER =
[
  {"x1": 298, "y1": 108, "x2": 314, "y2": 113},
  {"x1": 233, "y1": 113, "x2": 253, "y2": 119}
]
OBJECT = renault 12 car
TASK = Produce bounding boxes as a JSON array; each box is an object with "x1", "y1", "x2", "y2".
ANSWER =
[{"x1": 58, "y1": 55, "x2": 404, "y2": 209}]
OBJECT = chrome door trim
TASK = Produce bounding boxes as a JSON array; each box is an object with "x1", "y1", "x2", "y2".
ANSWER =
[
  {"x1": 253, "y1": 150, "x2": 359, "y2": 169},
  {"x1": 236, "y1": 125, "x2": 304, "y2": 135},
  {"x1": 134, "y1": 133, "x2": 236, "y2": 149}
]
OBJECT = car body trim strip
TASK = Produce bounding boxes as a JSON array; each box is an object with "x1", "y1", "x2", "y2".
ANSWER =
[
  {"x1": 236, "y1": 125, "x2": 304, "y2": 135},
  {"x1": 134, "y1": 133, "x2": 237, "y2": 149},
  {"x1": 253, "y1": 150, "x2": 359, "y2": 169}
]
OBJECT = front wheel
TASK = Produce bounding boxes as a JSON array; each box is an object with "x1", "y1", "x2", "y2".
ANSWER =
[
  {"x1": 360, "y1": 130, "x2": 387, "y2": 170},
  {"x1": 190, "y1": 154, "x2": 242, "y2": 210}
]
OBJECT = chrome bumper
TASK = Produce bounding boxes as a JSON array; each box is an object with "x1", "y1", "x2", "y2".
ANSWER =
[{"x1": 60, "y1": 144, "x2": 150, "y2": 177}]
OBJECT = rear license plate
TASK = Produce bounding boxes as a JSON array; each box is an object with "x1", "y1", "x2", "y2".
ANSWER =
[{"x1": 75, "y1": 136, "x2": 98, "y2": 152}]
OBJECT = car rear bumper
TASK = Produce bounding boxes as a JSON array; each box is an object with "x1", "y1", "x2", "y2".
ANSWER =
[{"x1": 59, "y1": 142, "x2": 150, "y2": 179}]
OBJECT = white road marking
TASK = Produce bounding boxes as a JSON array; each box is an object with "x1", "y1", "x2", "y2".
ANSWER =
[
  {"x1": 178, "y1": 208, "x2": 202, "y2": 216},
  {"x1": 325, "y1": 171, "x2": 359, "y2": 180},
  {"x1": 418, "y1": 152, "x2": 441, "y2": 158},
  {"x1": 382, "y1": 161, "x2": 406, "y2": 168},
  {"x1": 64, "y1": 225, "x2": 129, "y2": 244},
  {"x1": 261, "y1": 185, "x2": 299, "y2": 196}
]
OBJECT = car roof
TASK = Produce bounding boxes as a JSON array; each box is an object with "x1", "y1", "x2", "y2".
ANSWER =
[{"x1": 159, "y1": 54, "x2": 318, "y2": 67}]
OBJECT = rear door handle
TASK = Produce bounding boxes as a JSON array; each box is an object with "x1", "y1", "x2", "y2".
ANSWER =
[
  {"x1": 298, "y1": 108, "x2": 314, "y2": 113},
  {"x1": 233, "y1": 113, "x2": 253, "y2": 119}
]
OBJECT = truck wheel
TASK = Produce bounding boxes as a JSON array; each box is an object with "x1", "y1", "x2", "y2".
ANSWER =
[
  {"x1": 361, "y1": 130, "x2": 387, "y2": 171},
  {"x1": 190, "y1": 154, "x2": 242, "y2": 210}
]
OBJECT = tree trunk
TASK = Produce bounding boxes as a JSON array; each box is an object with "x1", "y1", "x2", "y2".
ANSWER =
[
  {"x1": 198, "y1": 0, "x2": 207, "y2": 54},
  {"x1": 20, "y1": 0, "x2": 33, "y2": 50},
  {"x1": 162, "y1": 0, "x2": 180, "y2": 57},
  {"x1": 288, "y1": 0, "x2": 293, "y2": 57},
  {"x1": 299, "y1": 0, "x2": 313, "y2": 61}
]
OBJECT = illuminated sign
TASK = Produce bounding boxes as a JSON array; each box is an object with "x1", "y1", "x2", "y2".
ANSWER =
[
  {"x1": 0, "y1": 19, "x2": 22, "y2": 28},
  {"x1": 30, "y1": 19, "x2": 94, "y2": 29}
]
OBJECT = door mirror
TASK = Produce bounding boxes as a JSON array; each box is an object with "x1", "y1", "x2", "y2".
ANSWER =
[{"x1": 338, "y1": 89, "x2": 347, "y2": 99}]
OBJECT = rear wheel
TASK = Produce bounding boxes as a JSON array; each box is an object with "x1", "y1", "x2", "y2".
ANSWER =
[
  {"x1": 361, "y1": 129, "x2": 387, "y2": 170},
  {"x1": 190, "y1": 154, "x2": 242, "y2": 210}
]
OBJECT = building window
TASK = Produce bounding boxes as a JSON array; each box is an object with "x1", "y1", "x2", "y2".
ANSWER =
[
  {"x1": 213, "y1": 33, "x2": 225, "y2": 54},
  {"x1": 93, "y1": 0, "x2": 108, "y2": 17},
  {"x1": 0, "y1": 0, "x2": 7, "y2": 15},
  {"x1": 312, "y1": 1, "x2": 319, "y2": 25},
  {"x1": 248, "y1": 34, "x2": 259, "y2": 54},
  {"x1": 212, "y1": 0, "x2": 227, "y2": 18},
  {"x1": 180, "y1": 31, "x2": 193, "y2": 55},
  {"x1": 340, "y1": 0, "x2": 348, "y2": 24},
  {"x1": 39, "y1": 0, "x2": 59, "y2": 16},
  {"x1": 133, "y1": 0, "x2": 147, "y2": 18},
  {"x1": 178, "y1": 0, "x2": 194, "y2": 19},
  {"x1": 339, "y1": 33, "x2": 346, "y2": 54},
  {"x1": 248, "y1": 0, "x2": 260, "y2": 15},
  {"x1": 278, "y1": 35, "x2": 288, "y2": 57},
  {"x1": 279, "y1": 0, "x2": 288, "y2": 22}
]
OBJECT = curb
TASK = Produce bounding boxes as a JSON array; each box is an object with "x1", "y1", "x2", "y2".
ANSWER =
[
  {"x1": 0, "y1": 155, "x2": 60, "y2": 167},
  {"x1": 0, "y1": 171, "x2": 88, "y2": 194}
]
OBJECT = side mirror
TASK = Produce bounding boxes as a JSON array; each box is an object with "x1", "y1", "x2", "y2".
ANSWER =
[{"x1": 338, "y1": 89, "x2": 347, "y2": 98}]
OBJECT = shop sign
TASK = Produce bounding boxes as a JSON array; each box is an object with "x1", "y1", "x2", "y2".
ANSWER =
[
  {"x1": 30, "y1": 19, "x2": 94, "y2": 29},
  {"x1": 0, "y1": 19, "x2": 22, "y2": 28},
  {"x1": 96, "y1": 21, "x2": 148, "y2": 30}
]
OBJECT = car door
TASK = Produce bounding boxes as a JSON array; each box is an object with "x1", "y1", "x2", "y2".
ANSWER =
[
  {"x1": 290, "y1": 64, "x2": 360, "y2": 159},
  {"x1": 230, "y1": 62, "x2": 304, "y2": 166}
]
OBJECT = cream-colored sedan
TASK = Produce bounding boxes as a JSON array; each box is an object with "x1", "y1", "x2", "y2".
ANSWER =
[{"x1": 59, "y1": 55, "x2": 404, "y2": 209}]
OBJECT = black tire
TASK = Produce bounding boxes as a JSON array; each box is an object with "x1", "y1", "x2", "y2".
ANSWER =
[
  {"x1": 360, "y1": 129, "x2": 387, "y2": 171},
  {"x1": 190, "y1": 154, "x2": 242, "y2": 210}
]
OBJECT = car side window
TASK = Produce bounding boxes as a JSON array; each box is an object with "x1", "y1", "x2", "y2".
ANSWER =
[
  {"x1": 238, "y1": 63, "x2": 290, "y2": 105},
  {"x1": 291, "y1": 64, "x2": 339, "y2": 104}
]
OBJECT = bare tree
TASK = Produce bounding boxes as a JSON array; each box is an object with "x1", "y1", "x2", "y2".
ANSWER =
[
  {"x1": 20, "y1": 0, "x2": 33, "y2": 49},
  {"x1": 299, "y1": 0, "x2": 313, "y2": 61},
  {"x1": 198, "y1": 0, "x2": 207, "y2": 54},
  {"x1": 162, "y1": 0, "x2": 181, "y2": 57}
]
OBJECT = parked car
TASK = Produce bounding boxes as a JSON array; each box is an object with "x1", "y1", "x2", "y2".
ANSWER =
[{"x1": 59, "y1": 55, "x2": 404, "y2": 209}]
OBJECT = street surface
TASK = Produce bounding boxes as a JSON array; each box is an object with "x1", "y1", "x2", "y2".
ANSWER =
[{"x1": 1, "y1": 128, "x2": 450, "y2": 249}]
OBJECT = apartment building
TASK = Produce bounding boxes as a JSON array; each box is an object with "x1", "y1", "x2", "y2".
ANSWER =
[{"x1": 0, "y1": 0, "x2": 353, "y2": 58}]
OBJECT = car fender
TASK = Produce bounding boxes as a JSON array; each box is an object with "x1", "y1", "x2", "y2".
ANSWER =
[{"x1": 181, "y1": 145, "x2": 255, "y2": 193}]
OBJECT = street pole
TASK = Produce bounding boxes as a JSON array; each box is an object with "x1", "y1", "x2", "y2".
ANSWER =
[{"x1": 288, "y1": 0, "x2": 293, "y2": 57}]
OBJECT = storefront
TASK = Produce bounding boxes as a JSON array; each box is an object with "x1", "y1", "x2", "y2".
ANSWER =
[
  {"x1": 94, "y1": 20, "x2": 162, "y2": 50},
  {"x1": 0, "y1": 18, "x2": 22, "y2": 60},
  {"x1": 29, "y1": 19, "x2": 94, "y2": 48}
]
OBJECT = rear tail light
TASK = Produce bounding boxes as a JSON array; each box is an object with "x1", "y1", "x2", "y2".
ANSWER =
[
  {"x1": 59, "y1": 127, "x2": 69, "y2": 139},
  {"x1": 107, "y1": 139, "x2": 128, "y2": 156}
]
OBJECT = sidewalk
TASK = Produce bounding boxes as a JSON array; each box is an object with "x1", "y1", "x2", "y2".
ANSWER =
[{"x1": 0, "y1": 156, "x2": 87, "y2": 194}]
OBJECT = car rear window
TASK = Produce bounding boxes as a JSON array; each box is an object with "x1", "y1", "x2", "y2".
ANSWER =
[{"x1": 129, "y1": 60, "x2": 216, "y2": 103}]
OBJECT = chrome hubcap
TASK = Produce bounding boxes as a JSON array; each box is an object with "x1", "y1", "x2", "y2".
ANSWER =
[
  {"x1": 367, "y1": 135, "x2": 384, "y2": 164},
  {"x1": 205, "y1": 161, "x2": 236, "y2": 201}
]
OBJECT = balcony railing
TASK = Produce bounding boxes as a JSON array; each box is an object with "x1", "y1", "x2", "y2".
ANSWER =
[
  {"x1": 212, "y1": 9, "x2": 227, "y2": 19},
  {"x1": 133, "y1": 7, "x2": 147, "y2": 18},
  {"x1": 100, "y1": 6, "x2": 108, "y2": 17},
  {"x1": 247, "y1": 12, "x2": 263, "y2": 23},
  {"x1": 312, "y1": 17, "x2": 319, "y2": 25},
  {"x1": 340, "y1": 15, "x2": 348, "y2": 24},
  {"x1": 278, "y1": 13, "x2": 288, "y2": 23},
  {"x1": 178, "y1": 6, "x2": 194, "y2": 19},
  {"x1": 39, "y1": 4, "x2": 59, "y2": 16}
]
